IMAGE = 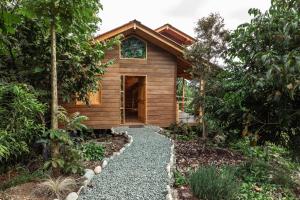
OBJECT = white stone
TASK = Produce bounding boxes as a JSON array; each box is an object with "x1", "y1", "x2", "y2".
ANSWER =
[
  {"x1": 77, "y1": 186, "x2": 84, "y2": 195},
  {"x1": 83, "y1": 179, "x2": 89, "y2": 188},
  {"x1": 65, "y1": 192, "x2": 78, "y2": 200},
  {"x1": 94, "y1": 166, "x2": 102, "y2": 174},
  {"x1": 119, "y1": 147, "x2": 125, "y2": 153},
  {"x1": 166, "y1": 193, "x2": 172, "y2": 200},
  {"x1": 102, "y1": 159, "x2": 108, "y2": 168},
  {"x1": 83, "y1": 169, "x2": 95, "y2": 181},
  {"x1": 113, "y1": 152, "x2": 120, "y2": 156}
]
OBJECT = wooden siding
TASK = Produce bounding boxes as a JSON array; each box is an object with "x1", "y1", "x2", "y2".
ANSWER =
[{"x1": 64, "y1": 37, "x2": 177, "y2": 129}]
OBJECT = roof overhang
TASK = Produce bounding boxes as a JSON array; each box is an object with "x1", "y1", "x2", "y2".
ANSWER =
[{"x1": 155, "y1": 24, "x2": 196, "y2": 46}]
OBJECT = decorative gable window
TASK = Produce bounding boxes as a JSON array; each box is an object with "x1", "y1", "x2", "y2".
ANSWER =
[{"x1": 120, "y1": 36, "x2": 146, "y2": 59}]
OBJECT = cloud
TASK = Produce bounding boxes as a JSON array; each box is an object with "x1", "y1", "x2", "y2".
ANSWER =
[{"x1": 167, "y1": 0, "x2": 206, "y2": 18}]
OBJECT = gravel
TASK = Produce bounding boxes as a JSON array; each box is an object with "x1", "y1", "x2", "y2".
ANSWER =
[{"x1": 79, "y1": 126, "x2": 172, "y2": 200}]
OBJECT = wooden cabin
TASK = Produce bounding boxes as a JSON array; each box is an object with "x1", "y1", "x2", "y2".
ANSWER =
[{"x1": 64, "y1": 20, "x2": 195, "y2": 129}]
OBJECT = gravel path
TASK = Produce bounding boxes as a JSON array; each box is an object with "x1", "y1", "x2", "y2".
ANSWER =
[{"x1": 79, "y1": 126, "x2": 172, "y2": 200}]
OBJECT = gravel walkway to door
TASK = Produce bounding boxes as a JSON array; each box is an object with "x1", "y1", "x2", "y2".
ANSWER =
[{"x1": 79, "y1": 126, "x2": 172, "y2": 200}]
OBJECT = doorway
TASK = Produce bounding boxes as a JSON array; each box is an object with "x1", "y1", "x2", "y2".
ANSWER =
[{"x1": 120, "y1": 75, "x2": 146, "y2": 124}]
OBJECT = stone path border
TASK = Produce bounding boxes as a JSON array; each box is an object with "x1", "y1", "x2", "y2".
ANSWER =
[{"x1": 63, "y1": 130, "x2": 133, "y2": 200}]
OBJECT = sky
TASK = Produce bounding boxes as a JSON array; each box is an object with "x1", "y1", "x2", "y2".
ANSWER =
[{"x1": 98, "y1": 0, "x2": 271, "y2": 37}]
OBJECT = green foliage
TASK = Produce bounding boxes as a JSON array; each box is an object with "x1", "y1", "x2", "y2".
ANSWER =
[
  {"x1": 238, "y1": 182, "x2": 296, "y2": 200},
  {"x1": 81, "y1": 142, "x2": 105, "y2": 161},
  {"x1": 0, "y1": 167, "x2": 45, "y2": 191},
  {"x1": 233, "y1": 139, "x2": 299, "y2": 199},
  {"x1": 0, "y1": 83, "x2": 45, "y2": 164},
  {"x1": 189, "y1": 166, "x2": 239, "y2": 200},
  {"x1": 201, "y1": 0, "x2": 300, "y2": 147},
  {"x1": 168, "y1": 122, "x2": 193, "y2": 136},
  {"x1": 0, "y1": 0, "x2": 120, "y2": 103},
  {"x1": 42, "y1": 109, "x2": 89, "y2": 175},
  {"x1": 43, "y1": 128, "x2": 84, "y2": 175},
  {"x1": 174, "y1": 170, "x2": 188, "y2": 187}
]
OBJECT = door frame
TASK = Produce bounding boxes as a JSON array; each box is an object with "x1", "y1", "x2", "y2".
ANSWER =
[{"x1": 120, "y1": 74, "x2": 147, "y2": 125}]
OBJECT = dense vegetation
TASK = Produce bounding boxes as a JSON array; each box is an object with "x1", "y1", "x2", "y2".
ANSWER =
[
  {"x1": 188, "y1": 0, "x2": 300, "y2": 154},
  {"x1": 0, "y1": 0, "x2": 119, "y2": 184},
  {"x1": 172, "y1": 0, "x2": 300, "y2": 199}
]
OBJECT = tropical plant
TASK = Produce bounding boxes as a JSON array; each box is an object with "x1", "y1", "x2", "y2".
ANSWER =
[
  {"x1": 189, "y1": 166, "x2": 239, "y2": 200},
  {"x1": 42, "y1": 109, "x2": 88, "y2": 175},
  {"x1": 202, "y1": 0, "x2": 300, "y2": 148},
  {"x1": 0, "y1": 83, "x2": 45, "y2": 165}
]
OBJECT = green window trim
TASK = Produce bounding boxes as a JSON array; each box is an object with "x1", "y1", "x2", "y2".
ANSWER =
[{"x1": 120, "y1": 36, "x2": 146, "y2": 59}]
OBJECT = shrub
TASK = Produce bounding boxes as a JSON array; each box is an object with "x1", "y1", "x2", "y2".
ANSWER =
[
  {"x1": 81, "y1": 142, "x2": 105, "y2": 161},
  {"x1": 43, "y1": 129, "x2": 84, "y2": 175},
  {"x1": 0, "y1": 83, "x2": 45, "y2": 165},
  {"x1": 190, "y1": 166, "x2": 239, "y2": 200}
]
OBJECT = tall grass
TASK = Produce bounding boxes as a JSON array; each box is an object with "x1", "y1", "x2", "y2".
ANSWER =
[{"x1": 190, "y1": 166, "x2": 239, "y2": 200}]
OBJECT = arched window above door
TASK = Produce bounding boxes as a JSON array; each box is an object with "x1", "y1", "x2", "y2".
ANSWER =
[{"x1": 120, "y1": 36, "x2": 146, "y2": 59}]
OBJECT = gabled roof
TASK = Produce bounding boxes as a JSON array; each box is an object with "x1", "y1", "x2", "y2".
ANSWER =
[
  {"x1": 94, "y1": 20, "x2": 205, "y2": 79},
  {"x1": 155, "y1": 24, "x2": 196, "y2": 46},
  {"x1": 94, "y1": 20, "x2": 185, "y2": 57}
]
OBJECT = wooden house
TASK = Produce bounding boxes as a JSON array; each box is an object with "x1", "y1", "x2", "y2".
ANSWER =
[{"x1": 64, "y1": 20, "x2": 196, "y2": 129}]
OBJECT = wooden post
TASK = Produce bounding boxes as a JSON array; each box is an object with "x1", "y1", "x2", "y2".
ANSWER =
[
  {"x1": 176, "y1": 102, "x2": 179, "y2": 123},
  {"x1": 182, "y1": 78, "x2": 185, "y2": 112}
]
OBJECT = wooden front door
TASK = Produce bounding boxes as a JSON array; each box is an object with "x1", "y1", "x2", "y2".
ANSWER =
[{"x1": 137, "y1": 77, "x2": 146, "y2": 123}]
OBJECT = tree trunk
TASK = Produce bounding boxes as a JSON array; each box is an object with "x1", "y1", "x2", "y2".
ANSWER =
[
  {"x1": 50, "y1": 17, "x2": 60, "y2": 177},
  {"x1": 200, "y1": 78, "x2": 207, "y2": 139},
  {"x1": 51, "y1": 18, "x2": 58, "y2": 130}
]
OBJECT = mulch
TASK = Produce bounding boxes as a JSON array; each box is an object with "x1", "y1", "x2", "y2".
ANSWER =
[
  {"x1": 174, "y1": 139, "x2": 245, "y2": 200},
  {"x1": 0, "y1": 134, "x2": 128, "y2": 200}
]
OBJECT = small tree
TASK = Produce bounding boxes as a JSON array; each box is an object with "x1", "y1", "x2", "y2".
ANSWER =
[
  {"x1": 186, "y1": 13, "x2": 229, "y2": 138},
  {"x1": 21, "y1": 0, "x2": 118, "y2": 176}
]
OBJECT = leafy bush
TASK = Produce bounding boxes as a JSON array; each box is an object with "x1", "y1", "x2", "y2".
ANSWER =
[
  {"x1": 0, "y1": 83, "x2": 45, "y2": 165},
  {"x1": 81, "y1": 142, "x2": 105, "y2": 161},
  {"x1": 200, "y1": 0, "x2": 300, "y2": 148},
  {"x1": 189, "y1": 166, "x2": 239, "y2": 200},
  {"x1": 168, "y1": 122, "x2": 192, "y2": 136},
  {"x1": 174, "y1": 170, "x2": 188, "y2": 187},
  {"x1": 43, "y1": 129, "x2": 84, "y2": 175},
  {"x1": 43, "y1": 108, "x2": 88, "y2": 175}
]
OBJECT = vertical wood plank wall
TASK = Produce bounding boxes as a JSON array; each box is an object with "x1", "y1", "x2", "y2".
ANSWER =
[{"x1": 64, "y1": 39, "x2": 177, "y2": 129}]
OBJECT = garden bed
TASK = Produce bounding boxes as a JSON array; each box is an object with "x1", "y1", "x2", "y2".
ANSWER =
[
  {"x1": 0, "y1": 134, "x2": 127, "y2": 200},
  {"x1": 174, "y1": 139, "x2": 244, "y2": 200}
]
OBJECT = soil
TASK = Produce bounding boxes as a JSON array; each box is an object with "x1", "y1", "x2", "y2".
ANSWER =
[
  {"x1": 0, "y1": 182, "x2": 49, "y2": 200},
  {"x1": 0, "y1": 134, "x2": 127, "y2": 200},
  {"x1": 174, "y1": 138, "x2": 245, "y2": 200}
]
